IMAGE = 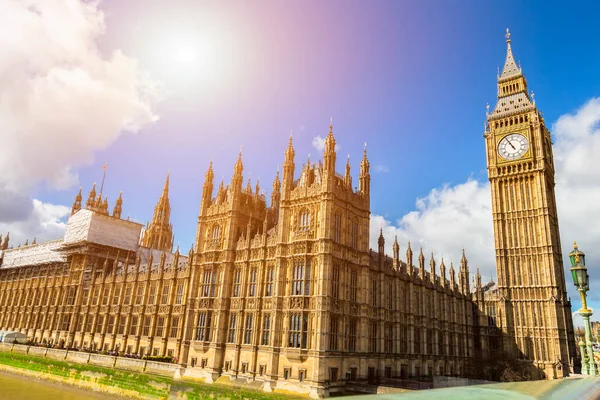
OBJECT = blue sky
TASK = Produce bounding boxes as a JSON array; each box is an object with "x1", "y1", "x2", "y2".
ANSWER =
[
  {"x1": 3, "y1": 1, "x2": 600, "y2": 320},
  {"x1": 58, "y1": 0, "x2": 599, "y2": 251}
]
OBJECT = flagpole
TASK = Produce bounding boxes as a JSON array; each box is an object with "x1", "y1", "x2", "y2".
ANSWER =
[{"x1": 99, "y1": 163, "x2": 108, "y2": 196}]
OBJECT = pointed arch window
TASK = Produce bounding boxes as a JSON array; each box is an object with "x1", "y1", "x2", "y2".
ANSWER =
[
  {"x1": 211, "y1": 225, "x2": 221, "y2": 240},
  {"x1": 299, "y1": 209, "x2": 311, "y2": 231}
]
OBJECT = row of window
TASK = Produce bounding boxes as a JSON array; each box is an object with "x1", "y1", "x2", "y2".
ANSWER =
[
  {"x1": 0, "y1": 282, "x2": 187, "y2": 309},
  {"x1": 201, "y1": 262, "x2": 311, "y2": 299}
]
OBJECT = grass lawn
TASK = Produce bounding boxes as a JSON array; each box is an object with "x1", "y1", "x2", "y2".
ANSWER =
[{"x1": 0, "y1": 351, "x2": 306, "y2": 400}]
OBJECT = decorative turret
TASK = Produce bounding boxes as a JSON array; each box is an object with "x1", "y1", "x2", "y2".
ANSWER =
[
  {"x1": 140, "y1": 173, "x2": 174, "y2": 252},
  {"x1": 323, "y1": 120, "x2": 337, "y2": 175},
  {"x1": 71, "y1": 188, "x2": 82, "y2": 216},
  {"x1": 32, "y1": 237, "x2": 36, "y2": 245},
  {"x1": 255, "y1": 178, "x2": 260, "y2": 198},
  {"x1": 378, "y1": 228, "x2": 385, "y2": 263},
  {"x1": 24, "y1": 239, "x2": 29, "y2": 246},
  {"x1": 476, "y1": 268, "x2": 482, "y2": 290},
  {"x1": 359, "y1": 143, "x2": 370, "y2": 196},
  {"x1": 392, "y1": 235, "x2": 400, "y2": 271},
  {"x1": 440, "y1": 258, "x2": 446, "y2": 287},
  {"x1": 429, "y1": 252, "x2": 436, "y2": 284},
  {"x1": 282, "y1": 134, "x2": 295, "y2": 196},
  {"x1": 201, "y1": 161, "x2": 214, "y2": 210},
  {"x1": 344, "y1": 155, "x2": 352, "y2": 188},
  {"x1": 245, "y1": 177, "x2": 252, "y2": 194},
  {"x1": 449, "y1": 262, "x2": 456, "y2": 289},
  {"x1": 459, "y1": 249, "x2": 470, "y2": 294},
  {"x1": 232, "y1": 150, "x2": 244, "y2": 193},
  {"x1": 418, "y1": 247, "x2": 425, "y2": 280},
  {"x1": 112, "y1": 192, "x2": 123, "y2": 218},
  {"x1": 1, "y1": 233, "x2": 9, "y2": 250},
  {"x1": 271, "y1": 170, "x2": 281, "y2": 211},
  {"x1": 85, "y1": 183, "x2": 97, "y2": 209},
  {"x1": 406, "y1": 241, "x2": 413, "y2": 275}
]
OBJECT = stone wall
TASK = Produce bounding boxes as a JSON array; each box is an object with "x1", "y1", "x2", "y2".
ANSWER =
[{"x1": 0, "y1": 344, "x2": 178, "y2": 377}]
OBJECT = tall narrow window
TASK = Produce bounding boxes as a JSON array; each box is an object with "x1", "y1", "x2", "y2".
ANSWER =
[
  {"x1": 201, "y1": 270, "x2": 216, "y2": 298},
  {"x1": 130, "y1": 316, "x2": 139, "y2": 336},
  {"x1": 124, "y1": 286, "x2": 132, "y2": 305},
  {"x1": 228, "y1": 314, "x2": 237, "y2": 343},
  {"x1": 143, "y1": 316, "x2": 151, "y2": 336},
  {"x1": 107, "y1": 316, "x2": 115, "y2": 333},
  {"x1": 113, "y1": 286, "x2": 121, "y2": 305},
  {"x1": 289, "y1": 313, "x2": 308, "y2": 348},
  {"x1": 292, "y1": 261, "x2": 311, "y2": 296},
  {"x1": 299, "y1": 209, "x2": 311, "y2": 231},
  {"x1": 175, "y1": 283, "x2": 185, "y2": 304},
  {"x1": 369, "y1": 321, "x2": 377, "y2": 353},
  {"x1": 135, "y1": 285, "x2": 144, "y2": 304},
  {"x1": 349, "y1": 270, "x2": 358, "y2": 302},
  {"x1": 161, "y1": 284, "x2": 170, "y2": 304},
  {"x1": 351, "y1": 219, "x2": 358, "y2": 249},
  {"x1": 331, "y1": 265, "x2": 340, "y2": 299},
  {"x1": 95, "y1": 316, "x2": 104, "y2": 332},
  {"x1": 211, "y1": 225, "x2": 221, "y2": 240},
  {"x1": 244, "y1": 315, "x2": 253, "y2": 344},
  {"x1": 117, "y1": 314, "x2": 126, "y2": 334},
  {"x1": 248, "y1": 269, "x2": 257, "y2": 297},
  {"x1": 334, "y1": 213, "x2": 341, "y2": 242},
  {"x1": 233, "y1": 269, "x2": 241, "y2": 297},
  {"x1": 262, "y1": 314, "x2": 271, "y2": 346},
  {"x1": 348, "y1": 318, "x2": 357, "y2": 352},
  {"x1": 385, "y1": 323, "x2": 393, "y2": 353},
  {"x1": 196, "y1": 311, "x2": 212, "y2": 342},
  {"x1": 370, "y1": 277, "x2": 377, "y2": 307},
  {"x1": 388, "y1": 282, "x2": 393, "y2": 310},
  {"x1": 148, "y1": 284, "x2": 157, "y2": 304},
  {"x1": 102, "y1": 287, "x2": 110, "y2": 305},
  {"x1": 329, "y1": 316, "x2": 338, "y2": 350},
  {"x1": 265, "y1": 267, "x2": 274, "y2": 297},
  {"x1": 170, "y1": 316, "x2": 180, "y2": 338},
  {"x1": 156, "y1": 316, "x2": 165, "y2": 337}
]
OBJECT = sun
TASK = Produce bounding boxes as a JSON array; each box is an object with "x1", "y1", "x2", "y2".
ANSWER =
[{"x1": 174, "y1": 43, "x2": 200, "y2": 65}]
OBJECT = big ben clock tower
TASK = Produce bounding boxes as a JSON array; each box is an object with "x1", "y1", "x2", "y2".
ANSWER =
[{"x1": 484, "y1": 29, "x2": 576, "y2": 378}]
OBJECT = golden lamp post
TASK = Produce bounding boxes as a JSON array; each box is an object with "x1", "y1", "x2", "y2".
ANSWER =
[{"x1": 569, "y1": 242, "x2": 597, "y2": 375}]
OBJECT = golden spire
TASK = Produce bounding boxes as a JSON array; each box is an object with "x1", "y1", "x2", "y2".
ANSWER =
[
  {"x1": 500, "y1": 28, "x2": 521, "y2": 79},
  {"x1": 113, "y1": 192, "x2": 123, "y2": 219},
  {"x1": 86, "y1": 183, "x2": 97, "y2": 209},
  {"x1": 71, "y1": 187, "x2": 83, "y2": 216},
  {"x1": 140, "y1": 172, "x2": 174, "y2": 252}
]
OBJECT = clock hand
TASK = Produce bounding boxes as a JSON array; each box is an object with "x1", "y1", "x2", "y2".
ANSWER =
[{"x1": 507, "y1": 139, "x2": 516, "y2": 150}]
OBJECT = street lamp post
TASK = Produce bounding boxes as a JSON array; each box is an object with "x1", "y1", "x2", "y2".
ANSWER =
[{"x1": 569, "y1": 242, "x2": 598, "y2": 375}]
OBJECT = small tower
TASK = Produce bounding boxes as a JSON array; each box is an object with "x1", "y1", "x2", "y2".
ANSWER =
[
  {"x1": 440, "y1": 258, "x2": 446, "y2": 288},
  {"x1": 71, "y1": 188, "x2": 82, "y2": 216},
  {"x1": 449, "y1": 262, "x2": 456, "y2": 289},
  {"x1": 459, "y1": 249, "x2": 470, "y2": 294},
  {"x1": 282, "y1": 135, "x2": 295, "y2": 197},
  {"x1": 1, "y1": 233, "x2": 9, "y2": 250},
  {"x1": 359, "y1": 144, "x2": 370, "y2": 197},
  {"x1": 344, "y1": 155, "x2": 352, "y2": 188},
  {"x1": 271, "y1": 170, "x2": 281, "y2": 211},
  {"x1": 201, "y1": 161, "x2": 214, "y2": 211},
  {"x1": 392, "y1": 235, "x2": 400, "y2": 271},
  {"x1": 85, "y1": 183, "x2": 97, "y2": 209},
  {"x1": 418, "y1": 247, "x2": 425, "y2": 280},
  {"x1": 429, "y1": 252, "x2": 436, "y2": 284},
  {"x1": 406, "y1": 241, "x2": 413, "y2": 275},
  {"x1": 232, "y1": 151, "x2": 244, "y2": 194},
  {"x1": 113, "y1": 192, "x2": 123, "y2": 219},
  {"x1": 140, "y1": 173, "x2": 174, "y2": 252},
  {"x1": 378, "y1": 228, "x2": 385, "y2": 264},
  {"x1": 323, "y1": 120, "x2": 337, "y2": 177}
]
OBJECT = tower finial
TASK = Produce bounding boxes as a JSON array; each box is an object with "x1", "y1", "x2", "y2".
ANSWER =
[{"x1": 505, "y1": 28, "x2": 511, "y2": 43}]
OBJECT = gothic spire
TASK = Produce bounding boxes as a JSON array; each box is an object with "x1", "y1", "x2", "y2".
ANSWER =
[
  {"x1": 140, "y1": 172, "x2": 174, "y2": 252},
  {"x1": 113, "y1": 192, "x2": 123, "y2": 219},
  {"x1": 500, "y1": 28, "x2": 521, "y2": 80},
  {"x1": 71, "y1": 188, "x2": 83, "y2": 216},
  {"x1": 86, "y1": 183, "x2": 97, "y2": 209}
]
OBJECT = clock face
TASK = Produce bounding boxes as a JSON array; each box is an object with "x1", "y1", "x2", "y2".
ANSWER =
[{"x1": 498, "y1": 133, "x2": 530, "y2": 161}]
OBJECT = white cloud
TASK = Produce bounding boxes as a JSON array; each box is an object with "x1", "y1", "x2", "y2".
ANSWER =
[
  {"x1": 0, "y1": 200, "x2": 70, "y2": 247},
  {"x1": 371, "y1": 98, "x2": 600, "y2": 308},
  {"x1": 0, "y1": 0, "x2": 158, "y2": 242},
  {"x1": 312, "y1": 135, "x2": 341, "y2": 153},
  {"x1": 373, "y1": 164, "x2": 389, "y2": 173}
]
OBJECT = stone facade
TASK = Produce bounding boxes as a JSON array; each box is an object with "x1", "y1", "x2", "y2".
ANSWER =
[
  {"x1": 482, "y1": 29, "x2": 576, "y2": 378},
  {"x1": 0, "y1": 30, "x2": 576, "y2": 397}
]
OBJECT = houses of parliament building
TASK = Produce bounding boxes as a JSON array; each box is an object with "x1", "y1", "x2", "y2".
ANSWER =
[{"x1": 0, "y1": 31, "x2": 576, "y2": 397}]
